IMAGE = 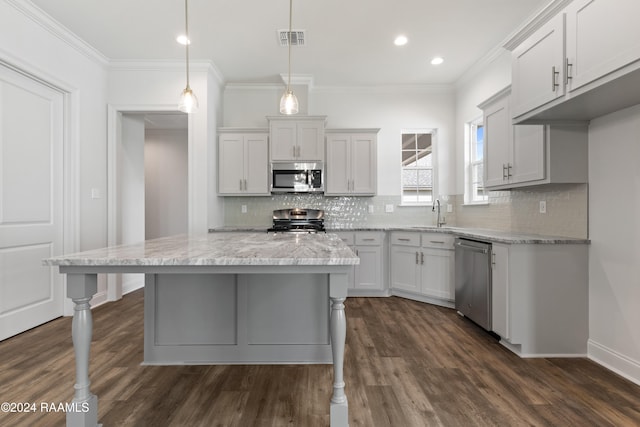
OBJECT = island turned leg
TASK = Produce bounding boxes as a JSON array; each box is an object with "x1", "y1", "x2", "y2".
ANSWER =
[
  {"x1": 329, "y1": 272, "x2": 349, "y2": 427},
  {"x1": 66, "y1": 274, "x2": 99, "y2": 427}
]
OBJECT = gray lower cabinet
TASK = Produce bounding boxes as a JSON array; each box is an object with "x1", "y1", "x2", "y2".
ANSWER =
[
  {"x1": 334, "y1": 231, "x2": 387, "y2": 296},
  {"x1": 490, "y1": 242, "x2": 588, "y2": 357},
  {"x1": 390, "y1": 231, "x2": 454, "y2": 308}
]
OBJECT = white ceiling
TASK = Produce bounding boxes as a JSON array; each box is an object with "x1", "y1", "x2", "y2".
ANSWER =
[{"x1": 30, "y1": 0, "x2": 551, "y2": 86}]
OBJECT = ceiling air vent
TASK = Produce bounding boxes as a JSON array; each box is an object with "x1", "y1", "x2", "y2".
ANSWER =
[{"x1": 278, "y1": 30, "x2": 306, "y2": 47}]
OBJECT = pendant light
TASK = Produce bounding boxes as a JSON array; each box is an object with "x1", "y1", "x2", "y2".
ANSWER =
[
  {"x1": 279, "y1": 0, "x2": 299, "y2": 115},
  {"x1": 178, "y1": 0, "x2": 198, "y2": 114}
]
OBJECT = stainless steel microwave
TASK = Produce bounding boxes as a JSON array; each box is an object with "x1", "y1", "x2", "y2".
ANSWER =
[{"x1": 271, "y1": 162, "x2": 324, "y2": 194}]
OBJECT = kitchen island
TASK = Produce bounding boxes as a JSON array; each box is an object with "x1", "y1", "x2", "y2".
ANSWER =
[{"x1": 44, "y1": 232, "x2": 358, "y2": 427}]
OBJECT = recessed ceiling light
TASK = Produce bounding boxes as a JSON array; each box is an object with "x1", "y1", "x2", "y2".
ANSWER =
[
  {"x1": 394, "y1": 35, "x2": 408, "y2": 46},
  {"x1": 176, "y1": 35, "x2": 191, "y2": 45},
  {"x1": 431, "y1": 56, "x2": 444, "y2": 65}
]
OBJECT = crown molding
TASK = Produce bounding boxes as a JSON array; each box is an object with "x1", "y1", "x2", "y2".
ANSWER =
[
  {"x1": 280, "y1": 73, "x2": 314, "y2": 87},
  {"x1": 502, "y1": 0, "x2": 574, "y2": 51},
  {"x1": 7, "y1": 0, "x2": 109, "y2": 67},
  {"x1": 454, "y1": 0, "x2": 573, "y2": 89},
  {"x1": 108, "y1": 59, "x2": 225, "y2": 85},
  {"x1": 312, "y1": 84, "x2": 454, "y2": 94}
]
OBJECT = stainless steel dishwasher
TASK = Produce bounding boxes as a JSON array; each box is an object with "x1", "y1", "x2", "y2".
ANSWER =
[{"x1": 454, "y1": 238, "x2": 492, "y2": 331}]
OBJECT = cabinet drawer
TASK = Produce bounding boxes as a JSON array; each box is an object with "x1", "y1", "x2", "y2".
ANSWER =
[
  {"x1": 390, "y1": 232, "x2": 420, "y2": 247},
  {"x1": 333, "y1": 232, "x2": 355, "y2": 246},
  {"x1": 355, "y1": 232, "x2": 382, "y2": 246},
  {"x1": 421, "y1": 233, "x2": 454, "y2": 249}
]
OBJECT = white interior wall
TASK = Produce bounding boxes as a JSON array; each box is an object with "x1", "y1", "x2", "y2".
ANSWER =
[
  {"x1": 588, "y1": 105, "x2": 640, "y2": 384},
  {"x1": 108, "y1": 63, "x2": 223, "y2": 233},
  {"x1": 0, "y1": 1, "x2": 109, "y2": 308},
  {"x1": 454, "y1": 51, "x2": 512, "y2": 195},
  {"x1": 223, "y1": 85, "x2": 456, "y2": 197},
  {"x1": 118, "y1": 114, "x2": 146, "y2": 292},
  {"x1": 145, "y1": 128, "x2": 188, "y2": 239}
]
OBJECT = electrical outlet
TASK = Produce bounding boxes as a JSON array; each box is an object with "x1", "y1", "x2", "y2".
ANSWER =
[
  {"x1": 385, "y1": 204, "x2": 394, "y2": 213},
  {"x1": 539, "y1": 201, "x2": 546, "y2": 214},
  {"x1": 241, "y1": 205, "x2": 247, "y2": 214},
  {"x1": 446, "y1": 203, "x2": 453, "y2": 213},
  {"x1": 368, "y1": 205, "x2": 375, "y2": 214}
]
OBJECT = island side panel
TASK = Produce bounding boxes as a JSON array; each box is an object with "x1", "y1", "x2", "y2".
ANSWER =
[{"x1": 144, "y1": 272, "x2": 333, "y2": 364}]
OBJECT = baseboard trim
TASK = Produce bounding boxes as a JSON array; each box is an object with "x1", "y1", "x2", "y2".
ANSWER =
[
  {"x1": 588, "y1": 339, "x2": 640, "y2": 386},
  {"x1": 390, "y1": 289, "x2": 455, "y2": 309},
  {"x1": 123, "y1": 280, "x2": 144, "y2": 296}
]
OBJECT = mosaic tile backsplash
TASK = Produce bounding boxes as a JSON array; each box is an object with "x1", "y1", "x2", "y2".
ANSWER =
[{"x1": 222, "y1": 184, "x2": 588, "y2": 238}]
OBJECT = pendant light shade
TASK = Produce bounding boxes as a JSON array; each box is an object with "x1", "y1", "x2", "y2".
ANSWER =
[
  {"x1": 280, "y1": 89, "x2": 299, "y2": 115},
  {"x1": 280, "y1": 0, "x2": 299, "y2": 115},
  {"x1": 178, "y1": 0, "x2": 198, "y2": 114},
  {"x1": 178, "y1": 87, "x2": 198, "y2": 114}
]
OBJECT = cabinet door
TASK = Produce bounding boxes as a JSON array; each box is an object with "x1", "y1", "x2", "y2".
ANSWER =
[
  {"x1": 483, "y1": 95, "x2": 511, "y2": 188},
  {"x1": 511, "y1": 125, "x2": 545, "y2": 184},
  {"x1": 511, "y1": 13, "x2": 565, "y2": 118},
  {"x1": 420, "y1": 248, "x2": 454, "y2": 301},
  {"x1": 270, "y1": 121, "x2": 296, "y2": 161},
  {"x1": 491, "y1": 244, "x2": 510, "y2": 340},
  {"x1": 296, "y1": 121, "x2": 324, "y2": 161},
  {"x1": 244, "y1": 134, "x2": 269, "y2": 194},
  {"x1": 218, "y1": 134, "x2": 245, "y2": 194},
  {"x1": 566, "y1": 0, "x2": 640, "y2": 92},
  {"x1": 351, "y1": 134, "x2": 376, "y2": 195},
  {"x1": 325, "y1": 134, "x2": 351, "y2": 194},
  {"x1": 390, "y1": 245, "x2": 420, "y2": 292},
  {"x1": 354, "y1": 245, "x2": 383, "y2": 290}
]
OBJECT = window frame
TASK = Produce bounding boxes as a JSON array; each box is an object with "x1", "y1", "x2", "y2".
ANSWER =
[
  {"x1": 464, "y1": 117, "x2": 488, "y2": 205},
  {"x1": 400, "y1": 128, "x2": 438, "y2": 206}
]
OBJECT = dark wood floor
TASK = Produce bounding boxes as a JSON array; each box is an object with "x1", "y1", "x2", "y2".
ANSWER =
[{"x1": 1, "y1": 290, "x2": 639, "y2": 426}]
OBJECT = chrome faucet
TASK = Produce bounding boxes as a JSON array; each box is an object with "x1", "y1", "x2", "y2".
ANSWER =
[{"x1": 432, "y1": 199, "x2": 446, "y2": 228}]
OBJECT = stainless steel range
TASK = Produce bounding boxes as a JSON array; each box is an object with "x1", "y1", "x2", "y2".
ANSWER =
[{"x1": 267, "y1": 208, "x2": 326, "y2": 233}]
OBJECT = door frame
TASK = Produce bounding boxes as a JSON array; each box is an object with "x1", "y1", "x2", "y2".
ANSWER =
[{"x1": 106, "y1": 104, "x2": 195, "y2": 301}]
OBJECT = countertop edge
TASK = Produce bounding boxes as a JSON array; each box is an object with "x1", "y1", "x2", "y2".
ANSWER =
[{"x1": 209, "y1": 227, "x2": 590, "y2": 244}]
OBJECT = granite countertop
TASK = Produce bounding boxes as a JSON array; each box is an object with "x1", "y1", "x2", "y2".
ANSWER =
[
  {"x1": 210, "y1": 226, "x2": 589, "y2": 244},
  {"x1": 44, "y1": 233, "x2": 359, "y2": 267}
]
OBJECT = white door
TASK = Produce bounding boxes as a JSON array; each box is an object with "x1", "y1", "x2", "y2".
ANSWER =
[{"x1": 0, "y1": 65, "x2": 64, "y2": 341}]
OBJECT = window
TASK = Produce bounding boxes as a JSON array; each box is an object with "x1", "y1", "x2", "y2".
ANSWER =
[
  {"x1": 401, "y1": 130, "x2": 436, "y2": 205},
  {"x1": 465, "y1": 118, "x2": 488, "y2": 204}
]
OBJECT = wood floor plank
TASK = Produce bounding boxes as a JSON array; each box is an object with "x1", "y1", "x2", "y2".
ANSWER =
[{"x1": 0, "y1": 290, "x2": 639, "y2": 426}]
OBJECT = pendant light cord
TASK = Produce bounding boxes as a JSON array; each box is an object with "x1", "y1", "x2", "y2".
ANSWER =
[
  {"x1": 185, "y1": 0, "x2": 191, "y2": 89},
  {"x1": 287, "y1": 0, "x2": 293, "y2": 91}
]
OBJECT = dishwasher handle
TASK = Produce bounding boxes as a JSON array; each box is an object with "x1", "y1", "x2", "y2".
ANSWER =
[{"x1": 455, "y1": 242, "x2": 489, "y2": 254}]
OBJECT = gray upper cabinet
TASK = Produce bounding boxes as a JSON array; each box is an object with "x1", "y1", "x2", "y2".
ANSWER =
[
  {"x1": 480, "y1": 87, "x2": 587, "y2": 190},
  {"x1": 325, "y1": 129, "x2": 378, "y2": 196},
  {"x1": 268, "y1": 116, "x2": 326, "y2": 162},
  {"x1": 509, "y1": 0, "x2": 640, "y2": 122},
  {"x1": 218, "y1": 130, "x2": 269, "y2": 196}
]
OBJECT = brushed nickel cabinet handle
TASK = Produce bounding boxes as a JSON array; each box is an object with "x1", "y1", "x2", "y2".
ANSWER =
[
  {"x1": 415, "y1": 252, "x2": 419, "y2": 264},
  {"x1": 420, "y1": 252, "x2": 424, "y2": 265},
  {"x1": 565, "y1": 58, "x2": 573, "y2": 85},
  {"x1": 551, "y1": 66, "x2": 559, "y2": 92}
]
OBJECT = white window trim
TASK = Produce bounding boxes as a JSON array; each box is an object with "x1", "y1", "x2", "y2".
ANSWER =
[
  {"x1": 464, "y1": 117, "x2": 488, "y2": 205},
  {"x1": 400, "y1": 128, "x2": 438, "y2": 206}
]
